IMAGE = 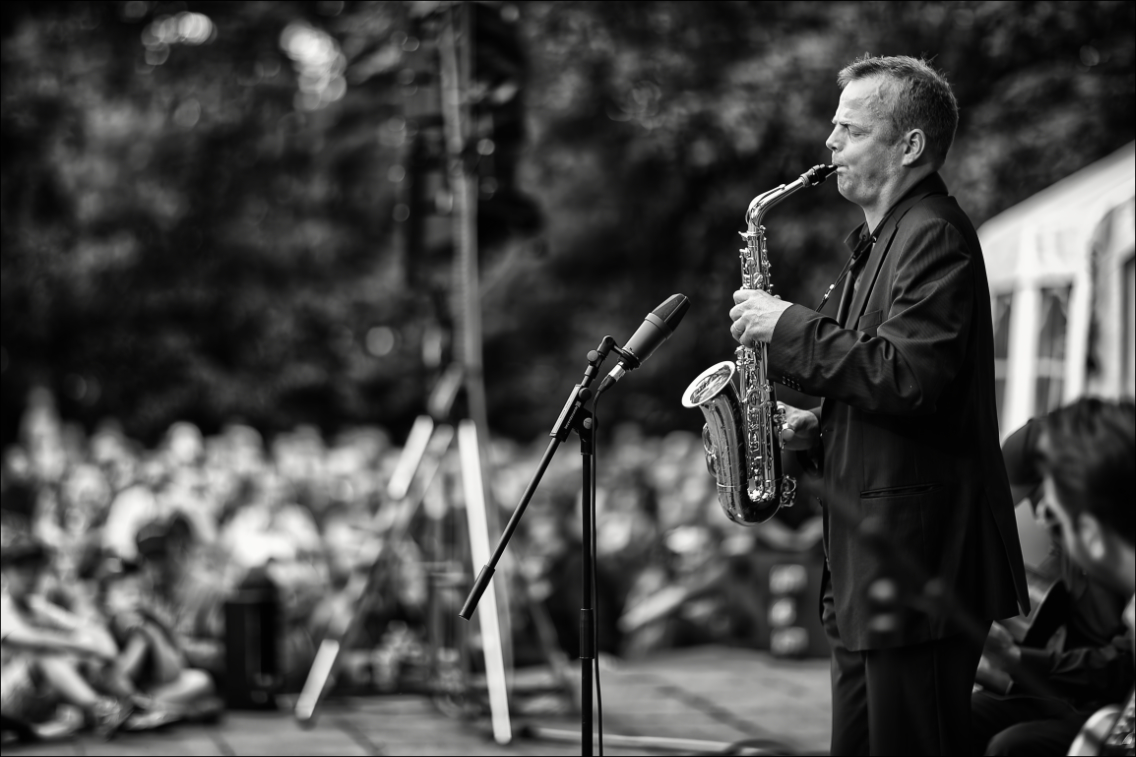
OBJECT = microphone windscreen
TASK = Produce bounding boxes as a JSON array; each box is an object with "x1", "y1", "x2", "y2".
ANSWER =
[
  {"x1": 653, "y1": 294, "x2": 690, "y2": 330},
  {"x1": 622, "y1": 294, "x2": 690, "y2": 368}
]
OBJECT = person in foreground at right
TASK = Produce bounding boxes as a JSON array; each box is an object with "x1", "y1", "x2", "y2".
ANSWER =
[
  {"x1": 1038, "y1": 397, "x2": 1134, "y2": 630},
  {"x1": 1034, "y1": 397, "x2": 1135, "y2": 756},
  {"x1": 971, "y1": 408, "x2": 1133, "y2": 755}
]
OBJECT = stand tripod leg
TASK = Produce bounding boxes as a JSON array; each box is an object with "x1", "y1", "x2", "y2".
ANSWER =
[
  {"x1": 387, "y1": 416, "x2": 437, "y2": 502},
  {"x1": 457, "y1": 420, "x2": 512, "y2": 745}
]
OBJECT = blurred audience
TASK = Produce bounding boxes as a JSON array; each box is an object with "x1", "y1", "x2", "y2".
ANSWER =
[{"x1": 1, "y1": 387, "x2": 824, "y2": 744}]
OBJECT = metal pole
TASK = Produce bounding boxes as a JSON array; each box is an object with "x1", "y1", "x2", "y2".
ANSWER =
[
  {"x1": 580, "y1": 416, "x2": 595, "y2": 757},
  {"x1": 438, "y1": 0, "x2": 515, "y2": 727}
]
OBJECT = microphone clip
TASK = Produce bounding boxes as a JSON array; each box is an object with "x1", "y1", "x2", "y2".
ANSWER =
[
  {"x1": 549, "y1": 336, "x2": 617, "y2": 442},
  {"x1": 610, "y1": 344, "x2": 641, "y2": 369}
]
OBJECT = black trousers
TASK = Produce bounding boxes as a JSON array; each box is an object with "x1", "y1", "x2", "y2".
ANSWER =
[
  {"x1": 971, "y1": 690, "x2": 1091, "y2": 755},
  {"x1": 824, "y1": 576, "x2": 989, "y2": 755}
]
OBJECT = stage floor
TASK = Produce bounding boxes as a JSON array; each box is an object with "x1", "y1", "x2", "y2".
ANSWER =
[{"x1": 4, "y1": 646, "x2": 831, "y2": 756}]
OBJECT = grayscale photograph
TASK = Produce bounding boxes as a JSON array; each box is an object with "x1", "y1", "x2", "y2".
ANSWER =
[{"x1": 1, "y1": 2, "x2": 1133, "y2": 755}]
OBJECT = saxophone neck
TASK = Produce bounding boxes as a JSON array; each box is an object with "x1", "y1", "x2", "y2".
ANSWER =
[
  {"x1": 746, "y1": 179, "x2": 806, "y2": 227},
  {"x1": 745, "y1": 164, "x2": 836, "y2": 227}
]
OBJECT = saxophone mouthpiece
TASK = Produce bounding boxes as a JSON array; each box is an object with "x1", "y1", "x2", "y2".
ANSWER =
[{"x1": 804, "y1": 164, "x2": 838, "y2": 185}]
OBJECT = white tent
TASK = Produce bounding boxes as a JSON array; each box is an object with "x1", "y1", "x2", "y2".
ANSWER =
[{"x1": 979, "y1": 141, "x2": 1136, "y2": 439}]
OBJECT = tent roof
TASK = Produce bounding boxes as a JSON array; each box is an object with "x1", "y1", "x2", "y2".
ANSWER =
[{"x1": 979, "y1": 142, "x2": 1136, "y2": 287}]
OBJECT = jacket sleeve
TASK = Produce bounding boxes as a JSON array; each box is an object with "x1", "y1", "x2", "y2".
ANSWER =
[{"x1": 768, "y1": 218, "x2": 974, "y2": 416}]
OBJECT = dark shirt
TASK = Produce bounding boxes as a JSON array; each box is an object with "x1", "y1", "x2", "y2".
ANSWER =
[{"x1": 1016, "y1": 552, "x2": 1134, "y2": 710}]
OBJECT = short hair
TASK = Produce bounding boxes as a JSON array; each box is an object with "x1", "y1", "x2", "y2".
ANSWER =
[
  {"x1": 1042, "y1": 397, "x2": 1135, "y2": 547},
  {"x1": 838, "y1": 55, "x2": 959, "y2": 169}
]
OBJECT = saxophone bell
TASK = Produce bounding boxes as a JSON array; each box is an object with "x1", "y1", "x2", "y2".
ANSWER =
[{"x1": 681, "y1": 360, "x2": 788, "y2": 526}]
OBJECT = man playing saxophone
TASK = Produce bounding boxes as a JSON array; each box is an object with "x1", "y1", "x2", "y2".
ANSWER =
[{"x1": 728, "y1": 55, "x2": 1029, "y2": 755}]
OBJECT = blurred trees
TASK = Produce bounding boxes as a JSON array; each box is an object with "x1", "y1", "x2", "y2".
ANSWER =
[
  {"x1": 2, "y1": 1, "x2": 1133, "y2": 446},
  {"x1": 2, "y1": 1, "x2": 429, "y2": 444}
]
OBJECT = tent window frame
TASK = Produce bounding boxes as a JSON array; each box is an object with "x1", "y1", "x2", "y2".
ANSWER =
[
  {"x1": 991, "y1": 290, "x2": 1014, "y2": 427},
  {"x1": 1034, "y1": 283, "x2": 1073, "y2": 417}
]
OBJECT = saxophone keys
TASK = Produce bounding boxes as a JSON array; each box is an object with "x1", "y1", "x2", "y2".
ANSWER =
[{"x1": 705, "y1": 451, "x2": 718, "y2": 477}]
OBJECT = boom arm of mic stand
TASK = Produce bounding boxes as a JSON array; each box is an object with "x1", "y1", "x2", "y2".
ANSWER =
[
  {"x1": 460, "y1": 336, "x2": 616, "y2": 621},
  {"x1": 460, "y1": 436, "x2": 559, "y2": 620}
]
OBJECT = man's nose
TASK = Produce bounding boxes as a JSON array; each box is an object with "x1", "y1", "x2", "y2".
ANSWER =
[{"x1": 825, "y1": 127, "x2": 840, "y2": 153}]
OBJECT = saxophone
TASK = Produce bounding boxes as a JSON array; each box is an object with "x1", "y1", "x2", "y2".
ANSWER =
[{"x1": 681, "y1": 164, "x2": 835, "y2": 526}]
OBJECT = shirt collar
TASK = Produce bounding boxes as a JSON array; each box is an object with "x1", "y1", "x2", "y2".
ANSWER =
[{"x1": 844, "y1": 224, "x2": 874, "y2": 259}]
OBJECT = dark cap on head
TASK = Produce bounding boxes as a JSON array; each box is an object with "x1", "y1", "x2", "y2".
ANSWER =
[
  {"x1": 135, "y1": 520, "x2": 169, "y2": 558},
  {"x1": 1002, "y1": 418, "x2": 1045, "y2": 488},
  {"x1": 135, "y1": 512, "x2": 196, "y2": 560},
  {"x1": 1001, "y1": 417, "x2": 1046, "y2": 509}
]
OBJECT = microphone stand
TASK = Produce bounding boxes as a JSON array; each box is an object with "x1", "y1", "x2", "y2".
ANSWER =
[{"x1": 460, "y1": 335, "x2": 620, "y2": 757}]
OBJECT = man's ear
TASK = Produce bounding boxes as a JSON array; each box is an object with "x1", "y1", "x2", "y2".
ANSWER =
[
  {"x1": 900, "y1": 128, "x2": 927, "y2": 166},
  {"x1": 1077, "y1": 512, "x2": 1107, "y2": 561}
]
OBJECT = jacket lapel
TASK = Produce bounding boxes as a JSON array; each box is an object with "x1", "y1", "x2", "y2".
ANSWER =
[
  {"x1": 843, "y1": 173, "x2": 948, "y2": 329},
  {"x1": 835, "y1": 270, "x2": 857, "y2": 327},
  {"x1": 844, "y1": 222, "x2": 898, "y2": 328},
  {"x1": 835, "y1": 224, "x2": 870, "y2": 327}
]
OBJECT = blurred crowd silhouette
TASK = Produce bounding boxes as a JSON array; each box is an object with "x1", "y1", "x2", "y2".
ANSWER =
[{"x1": 1, "y1": 385, "x2": 825, "y2": 740}]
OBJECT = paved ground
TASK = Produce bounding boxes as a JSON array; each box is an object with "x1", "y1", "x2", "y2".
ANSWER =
[{"x1": 2, "y1": 647, "x2": 831, "y2": 756}]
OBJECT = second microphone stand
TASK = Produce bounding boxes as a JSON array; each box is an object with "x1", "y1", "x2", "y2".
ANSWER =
[{"x1": 461, "y1": 336, "x2": 620, "y2": 757}]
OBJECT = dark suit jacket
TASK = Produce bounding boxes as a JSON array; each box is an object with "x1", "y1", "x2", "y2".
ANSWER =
[{"x1": 767, "y1": 172, "x2": 1029, "y2": 651}]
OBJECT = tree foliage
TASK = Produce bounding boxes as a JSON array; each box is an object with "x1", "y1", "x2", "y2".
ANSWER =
[{"x1": 2, "y1": 1, "x2": 1133, "y2": 446}]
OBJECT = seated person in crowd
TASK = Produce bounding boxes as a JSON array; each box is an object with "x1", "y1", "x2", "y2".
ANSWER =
[
  {"x1": 133, "y1": 516, "x2": 228, "y2": 680},
  {"x1": 972, "y1": 399, "x2": 1135, "y2": 756},
  {"x1": 0, "y1": 518, "x2": 131, "y2": 741},
  {"x1": 97, "y1": 557, "x2": 222, "y2": 723}
]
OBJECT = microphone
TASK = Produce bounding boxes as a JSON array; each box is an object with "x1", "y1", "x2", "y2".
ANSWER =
[{"x1": 597, "y1": 294, "x2": 690, "y2": 396}]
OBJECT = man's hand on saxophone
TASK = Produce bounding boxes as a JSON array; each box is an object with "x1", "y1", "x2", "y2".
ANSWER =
[
  {"x1": 729, "y1": 287, "x2": 794, "y2": 345},
  {"x1": 728, "y1": 286, "x2": 818, "y2": 451},
  {"x1": 775, "y1": 402, "x2": 819, "y2": 451}
]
